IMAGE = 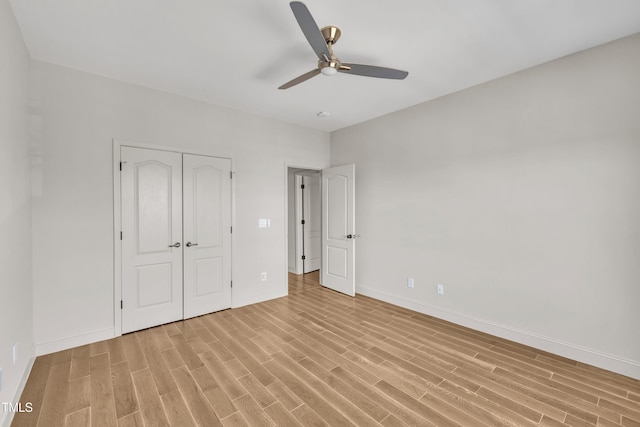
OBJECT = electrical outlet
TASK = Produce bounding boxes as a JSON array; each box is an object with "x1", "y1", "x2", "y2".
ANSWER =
[
  {"x1": 407, "y1": 277, "x2": 414, "y2": 288},
  {"x1": 437, "y1": 284, "x2": 444, "y2": 295},
  {"x1": 261, "y1": 272, "x2": 267, "y2": 281}
]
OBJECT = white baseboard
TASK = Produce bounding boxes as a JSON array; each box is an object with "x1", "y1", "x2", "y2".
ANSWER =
[
  {"x1": 35, "y1": 327, "x2": 115, "y2": 356},
  {"x1": 232, "y1": 290, "x2": 287, "y2": 309},
  {"x1": 356, "y1": 285, "x2": 640, "y2": 380}
]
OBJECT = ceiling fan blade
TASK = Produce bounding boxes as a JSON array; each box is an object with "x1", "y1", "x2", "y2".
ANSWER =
[
  {"x1": 290, "y1": 1, "x2": 331, "y2": 60},
  {"x1": 278, "y1": 68, "x2": 321, "y2": 90},
  {"x1": 339, "y1": 63, "x2": 408, "y2": 80}
]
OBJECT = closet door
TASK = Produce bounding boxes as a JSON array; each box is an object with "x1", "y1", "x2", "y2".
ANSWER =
[
  {"x1": 121, "y1": 147, "x2": 184, "y2": 333},
  {"x1": 182, "y1": 154, "x2": 232, "y2": 318}
]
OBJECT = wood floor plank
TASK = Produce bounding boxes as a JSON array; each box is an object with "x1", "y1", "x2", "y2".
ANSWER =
[
  {"x1": 291, "y1": 404, "x2": 330, "y2": 427},
  {"x1": 106, "y1": 338, "x2": 127, "y2": 365},
  {"x1": 232, "y1": 394, "x2": 276, "y2": 427},
  {"x1": 117, "y1": 412, "x2": 144, "y2": 427},
  {"x1": 89, "y1": 352, "x2": 117, "y2": 427},
  {"x1": 89, "y1": 340, "x2": 109, "y2": 356},
  {"x1": 63, "y1": 407, "x2": 90, "y2": 427},
  {"x1": 15, "y1": 271, "x2": 640, "y2": 427},
  {"x1": 50, "y1": 349, "x2": 73, "y2": 366},
  {"x1": 330, "y1": 365, "x2": 441, "y2": 427},
  {"x1": 150, "y1": 325, "x2": 175, "y2": 352},
  {"x1": 204, "y1": 319, "x2": 276, "y2": 386},
  {"x1": 11, "y1": 354, "x2": 52, "y2": 427},
  {"x1": 69, "y1": 345, "x2": 91, "y2": 381},
  {"x1": 168, "y1": 331, "x2": 204, "y2": 370},
  {"x1": 207, "y1": 339, "x2": 235, "y2": 362},
  {"x1": 36, "y1": 360, "x2": 71, "y2": 427},
  {"x1": 65, "y1": 376, "x2": 90, "y2": 415},
  {"x1": 264, "y1": 401, "x2": 303, "y2": 426},
  {"x1": 374, "y1": 380, "x2": 453, "y2": 427},
  {"x1": 161, "y1": 347, "x2": 186, "y2": 370},
  {"x1": 121, "y1": 333, "x2": 148, "y2": 373},
  {"x1": 269, "y1": 353, "x2": 379, "y2": 426},
  {"x1": 171, "y1": 365, "x2": 222, "y2": 427},
  {"x1": 220, "y1": 412, "x2": 250, "y2": 427},
  {"x1": 438, "y1": 379, "x2": 540, "y2": 427},
  {"x1": 188, "y1": 336, "x2": 211, "y2": 354},
  {"x1": 136, "y1": 329, "x2": 177, "y2": 395},
  {"x1": 263, "y1": 356, "x2": 355, "y2": 426},
  {"x1": 110, "y1": 361, "x2": 138, "y2": 419},
  {"x1": 160, "y1": 388, "x2": 197, "y2": 426},
  {"x1": 191, "y1": 366, "x2": 237, "y2": 419},
  {"x1": 225, "y1": 357, "x2": 251, "y2": 379},
  {"x1": 131, "y1": 369, "x2": 170, "y2": 427},
  {"x1": 237, "y1": 374, "x2": 277, "y2": 408},
  {"x1": 200, "y1": 351, "x2": 246, "y2": 400},
  {"x1": 296, "y1": 356, "x2": 389, "y2": 422},
  {"x1": 265, "y1": 380, "x2": 304, "y2": 411}
]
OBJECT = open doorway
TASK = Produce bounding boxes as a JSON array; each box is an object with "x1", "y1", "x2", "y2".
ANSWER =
[{"x1": 287, "y1": 168, "x2": 321, "y2": 275}]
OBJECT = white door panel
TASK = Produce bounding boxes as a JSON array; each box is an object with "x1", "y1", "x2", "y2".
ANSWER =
[
  {"x1": 321, "y1": 164, "x2": 356, "y2": 296},
  {"x1": 121, "y1": 147, "x2": 183, "y2": 333},
  {"x1": 183, "y1": 154, "x2": 231, "y2": 318}
]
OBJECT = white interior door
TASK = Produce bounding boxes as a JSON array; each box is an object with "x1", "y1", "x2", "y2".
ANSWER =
[
  {"x1": 302, "y1": 174, "x2": 321, "y2": 273},
  {"x1": 321, "y1": 164, "x2": 356, "y2": 296},
  {"x1": 121, "y1": 147, "x2": 184, "y2": 333},
  {"x1": 183, "y1": 154, "x2": 232, "y2": 318}
]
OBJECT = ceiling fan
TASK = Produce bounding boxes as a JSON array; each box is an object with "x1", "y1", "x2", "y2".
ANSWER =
[{"x1": 279, "y1": 1, "x2": 409, "y2": 90}]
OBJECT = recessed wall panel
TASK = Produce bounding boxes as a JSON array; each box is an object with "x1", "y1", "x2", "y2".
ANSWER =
[
  {"x1": 136, "y1": 161, "x2": 172, "y2": 253},
  {"x1": 327, "y1": 246, "x2": 348, "y2": 279},
  {"x1": 137, "y1": 263, "x2": 172, "y2": 307},
  {"x1": 195, "y1": 257, "x2": 223, "y2": 296}
]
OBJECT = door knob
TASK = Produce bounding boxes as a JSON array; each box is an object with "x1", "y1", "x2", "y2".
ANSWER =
[
  {"x1": 186, "y1": 242, "x2": 198, "y2": 247},
  {"x1": 168, "y1": 242, "x2": 181, "y2": 248},
  {"x1": 345, "y1": 234, "x2": 360, "y2": 239}
]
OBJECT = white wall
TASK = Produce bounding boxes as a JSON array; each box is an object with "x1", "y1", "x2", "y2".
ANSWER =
[
  {"x1": 30, "y1": 61, "x2": 329, "y2": 354},
  {"x1": 0, "y1": 0, "x2": 34, "y2": 424},
  {"x1": 331, "y1": 34, "x2": 640, "y2": 379}
]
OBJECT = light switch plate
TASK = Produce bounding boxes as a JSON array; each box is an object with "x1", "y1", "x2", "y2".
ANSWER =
[{"x1": 258, "y1": 218, "x2": 270, "y2": 228}]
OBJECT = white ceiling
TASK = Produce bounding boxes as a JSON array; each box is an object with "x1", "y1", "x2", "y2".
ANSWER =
[{"x1": 9, "y1": 0, "x2": 640, "y2": 132}]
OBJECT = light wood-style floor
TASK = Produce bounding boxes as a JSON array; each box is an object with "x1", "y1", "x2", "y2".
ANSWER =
[{"x1": 12, "y1": 271, "x2": 640, "y2": 426}]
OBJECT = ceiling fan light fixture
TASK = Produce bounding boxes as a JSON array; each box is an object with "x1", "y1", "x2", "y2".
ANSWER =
[{"x1": 321, "y1": 66, "x2": 338, "y2": 76}]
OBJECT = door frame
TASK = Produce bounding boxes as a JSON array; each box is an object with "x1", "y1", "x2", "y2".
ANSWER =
[
  {"x1": 292, "y1": 172, "x2": 321, "y2": 274},
  {"x1": 113, "y1": 139, "x2": 235, "y2": 336},
  {"x1": 284, "y1": 164, "x2": 323, "y2": 285}
]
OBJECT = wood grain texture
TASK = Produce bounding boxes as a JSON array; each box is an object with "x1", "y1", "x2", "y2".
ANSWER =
[{"x1": 13, "y1": 271, "x2": 640, "y2": 426}]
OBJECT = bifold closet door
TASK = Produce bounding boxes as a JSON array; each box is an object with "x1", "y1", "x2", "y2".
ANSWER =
[
  {"x1": 182, "y1": 154, "x2": 231, "y2": 319},
  {"x1": 121, "y1": 147, "x2": 184, "y2": 333}
]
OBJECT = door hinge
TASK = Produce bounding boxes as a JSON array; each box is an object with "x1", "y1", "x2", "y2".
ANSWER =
[
  {"x1": 119, "y1": 161, "x2": 122, "y2": 171},
  {"x1": 302, "y1": 255, "x2": 306, "y2": 260},
  {"x1": 301, "y1": 219, "x2": 305, "y2": 225},
  {"x1": 301, "y1": 184, "x2": 305, "y2": 189},
  {"x1": 230, "y1": 281, "x2": 233, "y2": 288},
  {"x1": 120, "y1": 300, "x2": 123, "y2": 309},
  {"x1": 120, "y1": 231, "x2": 123, "y2": 240},
  {"x1": 230, "y1": 171, "x2": 233, "y2": 179},
  {"x1": 230, "y1": 226, "x2": 233, "y2": 234}
]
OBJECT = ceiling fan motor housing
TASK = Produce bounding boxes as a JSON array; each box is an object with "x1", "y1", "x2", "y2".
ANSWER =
[{"x1": 320, "y1": 26, "x2": 341, "y2": 45}]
